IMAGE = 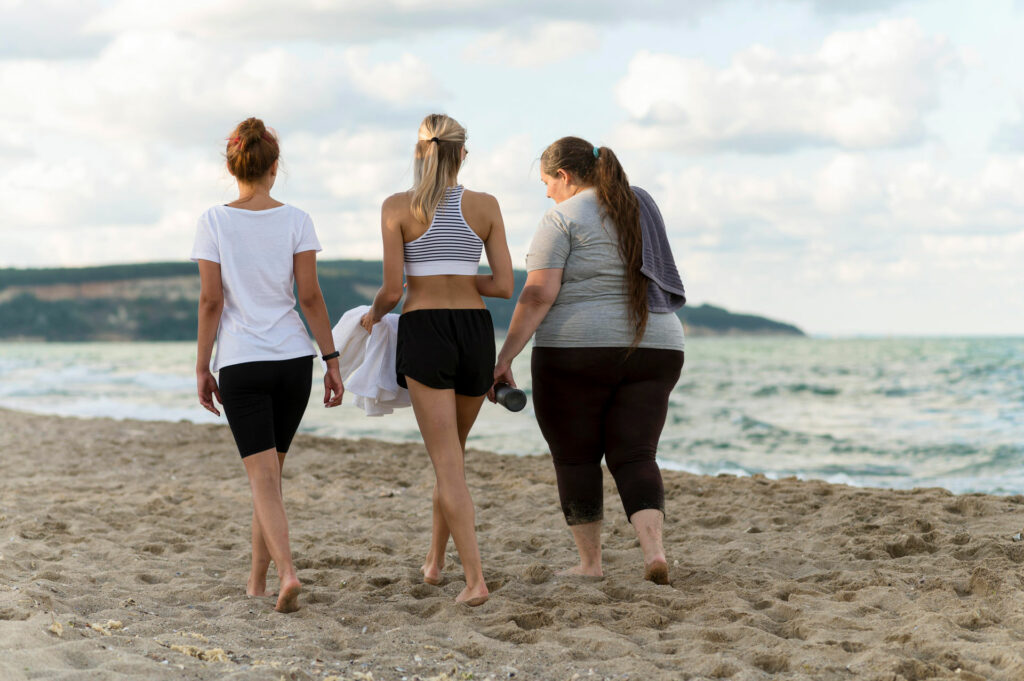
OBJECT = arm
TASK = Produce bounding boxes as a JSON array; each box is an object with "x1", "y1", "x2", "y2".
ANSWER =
[
  {"x1": 475, "y1": 195, "x2": 514, "y2": 299},
  {"x1": 196, "y1": 259, "x2": 224, "y2": 416},
  {"x1": 294, "y1": 250, "x2": 344, "y2": 407},
  {"x1": 490, "y1": 268, "x2": 563, "y2": 396},
  {"x1": 361, "y1": 198, "x2": 406, "y2": 330}
]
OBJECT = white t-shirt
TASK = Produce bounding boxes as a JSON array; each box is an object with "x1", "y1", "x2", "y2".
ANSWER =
[{"x1": 190, "y1": 204, "x2": 322, "y2": 371}]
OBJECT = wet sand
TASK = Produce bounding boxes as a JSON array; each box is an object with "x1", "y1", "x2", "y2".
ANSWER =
[{"x1": 2, "y1": 408, "x2": 1024, "y2": 680}]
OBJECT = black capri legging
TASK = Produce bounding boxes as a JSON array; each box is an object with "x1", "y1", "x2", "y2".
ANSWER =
[
  {"x1": 218, "y1": 356, "x2": 313, "y2": 458},
  {"x1": 531, "y1": 347, "x2": 684, "y2": 525}
]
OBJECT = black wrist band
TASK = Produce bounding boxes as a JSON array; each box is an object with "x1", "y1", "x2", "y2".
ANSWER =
[{"x1": 322, "y1": 351, "x2": 340, "y2": 361}]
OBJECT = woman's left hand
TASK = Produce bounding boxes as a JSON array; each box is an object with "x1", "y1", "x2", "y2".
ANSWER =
[
  {"x1": 359, "y1": 312, "x2": 380, "y2": 334},
  {"x1": 487, "y1": 360, "x2": 516, "y2": 403},
  {"x1": 197, "y1": 369, "x2": 222, "y2": 416}
]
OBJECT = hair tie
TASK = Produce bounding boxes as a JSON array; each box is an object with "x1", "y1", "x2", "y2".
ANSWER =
[
  {"x1": 430, "y1": 137, "x2": 440, "y2": 144},
  {"x1": 593, "y1": 146, "x2": 600, "y2": 158}
]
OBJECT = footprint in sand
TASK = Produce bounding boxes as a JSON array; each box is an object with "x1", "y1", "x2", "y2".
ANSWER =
[
  {"x1": 0, "y1": 606, "x2": 30, "y2": 621},
  {"x1": 399, "y1": 600, "x2": 442, "y2": 619},
  {"x1": 510, "y1": 611, "x2": 553, "y2": 631},
  {"x1": 135, "y1": 573, "x2": 165, "y2": 585},
  {"x1": 753, "y1": 652, "x2": 790, "y2": 674}
]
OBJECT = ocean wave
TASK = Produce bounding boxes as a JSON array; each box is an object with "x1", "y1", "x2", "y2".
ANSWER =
[{"x1": 753, "y1": 383, "x2": 840, "y2": 397}]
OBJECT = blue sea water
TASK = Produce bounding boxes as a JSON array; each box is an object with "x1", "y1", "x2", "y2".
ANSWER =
[{"x1": 1, "y1": 337, "x2": 1021, "y2": 495}]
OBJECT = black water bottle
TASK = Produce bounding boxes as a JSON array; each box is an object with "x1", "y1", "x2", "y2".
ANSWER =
[{"x1": 494, "y1": 383, "x2": 527, "y2": 412}]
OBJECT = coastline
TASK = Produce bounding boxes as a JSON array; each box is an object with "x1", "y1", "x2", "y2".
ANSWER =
[{"x1": 2, "y1": 408, "x2": 1024, "y2": 680}]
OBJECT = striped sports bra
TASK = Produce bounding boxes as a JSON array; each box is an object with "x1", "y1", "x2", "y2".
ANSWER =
[{"x1": 404, "y1": 185, "x2": 483, "y2": 276}]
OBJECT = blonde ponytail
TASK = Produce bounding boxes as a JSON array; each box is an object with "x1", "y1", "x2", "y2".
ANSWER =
[{"x1": 410, "y1": 114, "x2": 466, "y2": 225}]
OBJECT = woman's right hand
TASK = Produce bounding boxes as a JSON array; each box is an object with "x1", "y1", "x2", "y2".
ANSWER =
[
  {"x1": 487, "y1": 360, "x2": 516, "y2": 403},
  {"x1": 324, "y1": 364, "x2": 344, "y2": 408}
]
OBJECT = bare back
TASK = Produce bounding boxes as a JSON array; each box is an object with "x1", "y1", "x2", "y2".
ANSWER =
[{"x1": 387, "y1": 187, "x2": 502, "y2": 312}]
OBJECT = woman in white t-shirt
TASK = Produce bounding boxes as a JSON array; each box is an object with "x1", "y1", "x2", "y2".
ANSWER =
[{"x1": 191, "y1": 117, "x2": 344, "y2": 613}]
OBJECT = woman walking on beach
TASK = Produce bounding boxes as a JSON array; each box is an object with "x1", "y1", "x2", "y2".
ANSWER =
[
  {"x1": 362, "y1": 113, "x2": 514, "y2": 606},
  {"x1": 492, "y1": 137, "x2": 685, "y2": 584},
  {"x1": 192, "y1": 117, "x2": 344, "y2": 613}
]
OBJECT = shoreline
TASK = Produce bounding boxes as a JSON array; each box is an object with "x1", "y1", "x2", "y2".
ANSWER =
[{"x1": 3, "y1": 408, "x2": 1024, "y2": 680}]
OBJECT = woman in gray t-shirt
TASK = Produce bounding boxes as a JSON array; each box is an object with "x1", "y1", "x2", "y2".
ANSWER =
[{"x1": 492, "y1": 136, "x2": 684, "y2": 585}]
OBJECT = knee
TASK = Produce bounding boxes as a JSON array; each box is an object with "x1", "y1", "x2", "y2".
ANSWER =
[
  {"x1": 247, "y1": 462, "x2": 282, "y2": 489},
  {"x1": 605, "y1": 448, "x2": 657, "y2": 476}
]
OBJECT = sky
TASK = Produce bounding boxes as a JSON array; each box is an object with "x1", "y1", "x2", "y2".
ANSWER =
[{"x1": 1, "y1": 0, "x2": 1022, "y2": 336}]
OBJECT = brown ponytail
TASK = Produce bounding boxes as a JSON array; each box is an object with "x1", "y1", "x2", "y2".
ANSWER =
[
  {"x1": 541, "y1": 137, "x2": 648, "y2": 346},
  {"x1": 225, "y1": 117, "x2": 279, "y2": 182}
]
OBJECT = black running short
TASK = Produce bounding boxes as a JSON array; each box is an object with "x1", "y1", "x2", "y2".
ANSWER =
[
  {"x1": 217, "y1": 356, "x2": 313, "y2": 458},
  {"x1": 396, "y1": 308, "x2": 495, "y2": 396}
]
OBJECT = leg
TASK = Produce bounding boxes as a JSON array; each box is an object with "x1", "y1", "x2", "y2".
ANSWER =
[
  {"x1": 243, "y1": 448, "x2": 301, "y2": 612},
  {"x1": 631, "y1": 509, "x2": 669, "y2": 584},
  {"x1": 247, "y1": 357, "x2": 311, "y2": 600},
  {"x1": 603, "y1": 349, "x2": 683, "y2": 584},
  {"x1": 421, "y1": 393, "x2": 485, "y2": 585},
  {"x1": 563, "y1": 520, "x2": 603, "y2": 577},
  {"x1": 407, "y1": 377, "x2": 488, "y2": 605},
  {"x1": 248, "y1": 450, "x2": 287, "y2": 596},
  {"x1": 531, "y1": 348, "x2": 615, "y2": 577}
]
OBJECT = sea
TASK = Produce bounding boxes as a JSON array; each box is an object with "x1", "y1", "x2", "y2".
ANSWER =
[{"x1": 1, "y1": 337, "x2": 1022, "y2": 495}]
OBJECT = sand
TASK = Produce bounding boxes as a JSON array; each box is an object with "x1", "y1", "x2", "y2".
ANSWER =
[{"x1": 2, "y1": 408, "x2": 1024, "y2": 680}]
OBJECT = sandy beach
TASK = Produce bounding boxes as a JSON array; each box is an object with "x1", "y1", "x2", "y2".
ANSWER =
[{"x1": 2, "y1": 408, "x2": 1024, "y2": 680}]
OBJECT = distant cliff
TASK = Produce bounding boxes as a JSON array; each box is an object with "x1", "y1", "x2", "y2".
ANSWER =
[{"x1": 0, "y1": 261, "x2": 804, "y2": 341}]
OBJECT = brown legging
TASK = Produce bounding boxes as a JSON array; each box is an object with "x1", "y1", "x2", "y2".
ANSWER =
[{"x1": 531, "y1": 347, "x2": 684, "y2": 525}]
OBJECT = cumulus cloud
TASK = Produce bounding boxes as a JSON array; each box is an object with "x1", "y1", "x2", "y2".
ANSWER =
[
  {"x1": 643, "y1": 154, "x2": 1024, "y2": 334},
  {"x1": 0, "y1": 26, "x2": 450, "y2": 268},
  {"x1": 806, "y1": 0, "x2": 910, "y2": 14},
  {"x1": 0, "y1": 0, "x2": 108, "y2": 57},
  {"x1": 84, "y1": 0, "x2": 717, "y2": 43},
  {"x1": 1, "y1": 0, "x2": 926, "y2": 60},
  {"x1": 0, "y1": 31, "x2": 445, "y2": 146},
  {"x1": 343, "y1": 49, "x2": 447, "y2": 105},
  {"x1": 654, "y1": 154, "x2": 1024, "y2": 247},
  {"x1": 463, "y1": 21, "x2": 602, "y2": 67},
  {"x1": 992, "y1": 118, "x2": 1024, "y2": 153},
  {"x1": 613, "y1": 19, "x2": 961, "y2": 153}
]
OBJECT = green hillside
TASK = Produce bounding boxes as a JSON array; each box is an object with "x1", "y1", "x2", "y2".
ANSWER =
[{"x1": 0, "y1": 261, "x2": 803, "y2": 341}]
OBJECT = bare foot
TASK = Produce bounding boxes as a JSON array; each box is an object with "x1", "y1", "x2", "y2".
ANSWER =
[
  {"x1": 421, "y1": 563, "x2": 442, "y2": 586},
  {"x1": 455, "y1": 584, "x2": 489, "y2": 607},
  {"x1": 644, "y1": 559, "x2": 670, "y2": 585},
  {"x1": 246, "y1": 576, "x2": 271, "y2": 597},
  {"x1": 557, "y1": 565, "x2": 603, "y2": 578},
  {"x1": 275, "y1": 577, "x2": 301, "y2": 613}
]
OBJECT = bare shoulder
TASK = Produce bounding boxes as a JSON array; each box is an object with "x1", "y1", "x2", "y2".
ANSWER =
[
  {"x1": 382, "y1": 191, "x2": 413, "y2": 214},
  {"x1": 461, "y1": 188, "x2": 500, "y2": 210}
]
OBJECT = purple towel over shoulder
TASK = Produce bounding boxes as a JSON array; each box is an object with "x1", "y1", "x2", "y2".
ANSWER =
[{"x1": 632, "y1": 186, "x2": 686, "y2": 313}]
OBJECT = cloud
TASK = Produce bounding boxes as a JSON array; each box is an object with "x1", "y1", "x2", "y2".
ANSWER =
[
  {"x1": 806, "y1": 0, "x2": 910, "y2": 14},
  {"x1": 463, "y1": 21, "x2": 602, "y2": 68},
  {"x1": 992, "y1": 119, "x2": 1024, "y2": 153},
  {"x1": 0, "y1": 30, "x2": 446, "y2": 146},
  {"x1": 343, "y1": 49, "x2": 447, "y2": 105},
  {"x1": 654, "y1": 153, "x2": 1024, "y2": 251},
  {"x1": 613, "y1": 19, "x2": 961, "y2": 153},
  {"x1": 644, "y1": 154, "x2": 1024, "y2": 334},
  {"x1": 83, "y1": 0, "x2": 718, "y2": 43},
  {"x1": 0, "y1": 0, "x2": 108, "y2": 57},
  {"x1": 0, "y1": 0, "x2": 927, "y2": 60},
  {"x1": 0, "y1": 23, "x2": 447, "y2": 269}
]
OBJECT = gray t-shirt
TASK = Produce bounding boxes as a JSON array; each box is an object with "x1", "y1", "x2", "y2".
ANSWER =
[{"x1": 525, "y1": 189, "x2": 685, "y2": 350}]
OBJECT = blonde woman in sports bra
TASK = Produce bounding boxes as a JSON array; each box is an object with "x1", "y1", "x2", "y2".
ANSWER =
[{"x1": 361, "y1": 113, "x2": 514, "y2": 606}]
